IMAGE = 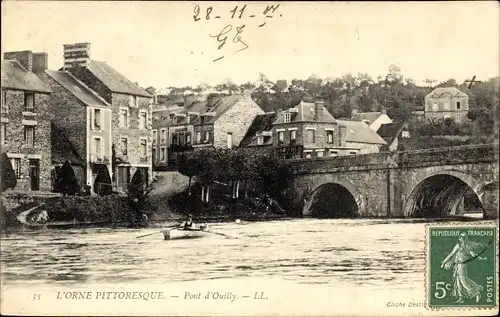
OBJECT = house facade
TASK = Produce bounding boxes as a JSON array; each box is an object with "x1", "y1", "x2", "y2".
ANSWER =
[
  {"x1": 272, "y1": 100, "x2": 345, "y2": 159},
  {"x1": 1, "y1": 54, "x2": 53, "y2": 192},
  {"x1": 192, "y1": 91, "x2": 265, "y2": 151},
  {"x1": 424, "y1": 87, "x2": 469, "y2": 123},
  {"x1": 41, "y1": 69, "x2": 113, "y2": 192},
  {"x1": 239, "y1": 112, "x2": 276, "y2": 156},
  {"x1": 351, "y1": 110, "x2": 393, "y2": 132},
  {"x1": 62, "y1": 43, "x2": 153, "y2": 192},
  {"x1": 377, "y1": 122, "x2": 410, "y2": 151}
]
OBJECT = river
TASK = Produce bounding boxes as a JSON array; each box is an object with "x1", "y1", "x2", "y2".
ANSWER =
[{"x1": 1, "y1": 218, "x2": 497, "y2": 316}]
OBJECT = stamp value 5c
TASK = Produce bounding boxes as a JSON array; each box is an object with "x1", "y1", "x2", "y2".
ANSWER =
[{"x1": 426, "y1": 225, "x2": 497, "y2": 309}]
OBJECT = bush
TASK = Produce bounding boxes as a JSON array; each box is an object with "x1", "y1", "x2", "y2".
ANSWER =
[
  {"x1": 93, "y1": 165, "x2": 113, "y2": 196},
  {"x1": 56, "y1": 161, "x2": 80, "y2": 196},
  {"x1": 0, "y1": 153, "x2": 17, "y2": 192}
]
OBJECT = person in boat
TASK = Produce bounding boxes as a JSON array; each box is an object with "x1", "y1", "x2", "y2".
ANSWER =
[{"x1": 180, "y1": 214, "x2": 196, "y2": 230}]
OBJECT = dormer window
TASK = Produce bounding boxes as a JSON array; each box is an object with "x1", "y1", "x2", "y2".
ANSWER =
[
  {"x1": 257, "y1": 136, "x2": 264, "y2": 145},
  {"x1": 172, "y1": 116, "x2": 177, "y2": 125},
  {"x1": 284, "y1": 112, "x2": 291, "y2": 123}
]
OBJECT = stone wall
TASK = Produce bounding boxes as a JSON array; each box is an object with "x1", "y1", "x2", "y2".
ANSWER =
[{"x1": 68, "y1": 67, "x2": 113, "y2": 103}]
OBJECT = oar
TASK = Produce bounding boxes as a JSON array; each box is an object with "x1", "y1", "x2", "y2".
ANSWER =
[
  {"x1": 204, "y1": 229, "x2": 237, "y2": 239},
  {"x1": 136, "y1": 224, "x2": 179, "y2": 239}
]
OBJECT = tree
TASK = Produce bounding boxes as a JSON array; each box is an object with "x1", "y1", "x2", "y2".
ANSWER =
[
  {"x1": 0, "y1": 153, "x2": 17, "y2": 192},
  {"x1": 177, "y1": 152, "x2": 202, "y2": 196},
  {"x1": 93, "y1": 165, "x2": 113, "y2": 196},
  {"x1": 196, "y1": 148, "x2": 223, "y2": 203},
  {"x1": 57, "y1": 161, "x2": 80, "y2": 196},
  {"x1": 254, "y1": 155, "x2": 292, "y2": 200},
  {"x1": 127, "y1": 169, "x2": 152, "y2": 225}
]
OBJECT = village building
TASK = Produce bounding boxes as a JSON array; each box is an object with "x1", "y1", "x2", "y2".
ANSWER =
[
  {"x1": 40, "y1": 68, "x2": 113, "y2": 193},
  {"x1": 351, "y1": 110, "x2": 393, "y2": 132},
  {"x1": 1, "y1": 54, "x2": 53, "y2": 191},
  {"x1": 239, "y1": 112, "x2": 277, "y2": 156},
  {"x1": 191, "y1": 90, "x2": 265, "y2": 151},
  {"x1": 61, "y1": 43, "x2": 153, "y2": 192},
  {"x1": 424, "y1": 87, "x2": 469, "y2": 123},
  {"x1": 376, "y1": 122, "x2": 410, "y2": 151}
]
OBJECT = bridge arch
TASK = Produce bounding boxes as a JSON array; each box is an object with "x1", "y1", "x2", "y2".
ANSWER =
[
  {"x1": 304, "y1": 176, "x2": 364, "y2": 218},
  {"x1": 403, "y1": 168, "x2": 486, "y2": 218}
]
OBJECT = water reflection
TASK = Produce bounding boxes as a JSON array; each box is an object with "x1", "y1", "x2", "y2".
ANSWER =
[{"x1": 1, "y1": 219, "x2": 495, "y2": 288}]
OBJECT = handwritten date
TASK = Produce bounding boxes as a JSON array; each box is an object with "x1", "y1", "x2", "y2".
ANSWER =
[{"x1": 193, "y1": 4, "x2": 281, "y2": 22}]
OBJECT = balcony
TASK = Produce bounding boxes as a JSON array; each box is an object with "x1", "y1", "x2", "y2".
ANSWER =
[
  {"x1": 168, "y1": 143, "x2": 193, "y2": 153},
  {"x1": 90, "y1": 155, "x2": 110, "y2": 164}
]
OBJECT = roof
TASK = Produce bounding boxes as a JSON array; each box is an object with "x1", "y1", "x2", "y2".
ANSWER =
[
  {"x1": 1, "y1": 60, "x2": 52, "y2": 93},
  {"x1": 336, "y1": 120, "x2": 387, "y2": 145},
  {"x1": 273, "y1": 101, "x2": 336, "y2": 124},
  {"x1": 193, "y1": 95, "x2": 244, "y2": 125},
  {"x1": 426, "y1": 87, "x2": 468, "y2": 99},
  {"x1": 351, "y1": 112, "x2": 382, "y2": 124},
  {"x1": 376, "y1": 122, "x2": 406, "y2": 145},
  {"x1": 45, "y1": 70, "x2": 109, "y2": 107},
  {"x1": 51, "y1": 123, "x2": 85, "y2": 166},
  {"x1": 152, "y1": 107, "x2": 186, "y2": 128},
  {"x1": 86, "y1": 61, "x2": 152, "y2": 97},
  {"x1": 240, "y1": 112, "x2": 277, "y2": 147}
]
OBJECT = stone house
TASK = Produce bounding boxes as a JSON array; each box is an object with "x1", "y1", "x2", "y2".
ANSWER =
[
  {"x1": 334, "y1": 120, "x2": 387, "y2": 155},
  {"x1": 351, "y1": 110, "x2": 393, "y2": 132},
  {"x1": 1, "y1": 56, "x2": 53, "y2": 191},
  {"x1": 61, "y1": 43, "x2": 153, "y2": 192},
  {"x1": 272, "y1": 99, "x2": 344, "y2": 159},
  {"x1": 424, "y1": 87, "x2": 469, "y2": 123},
  {"x1": 239, "y1": 112, "x2": 276, "y2": 156},
  {"x1": 192, "y1": 91, "x2": 265, "y2": 151},
  {"x1": 40, "y1": 68, "x2": 113, "y2": 193}
]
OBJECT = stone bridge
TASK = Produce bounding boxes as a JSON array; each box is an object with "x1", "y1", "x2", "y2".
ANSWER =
[{"x1": 288, "y1": 143, "x2": 499, "y2": 219}]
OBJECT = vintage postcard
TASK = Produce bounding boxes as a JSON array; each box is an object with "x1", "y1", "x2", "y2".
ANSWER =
[{"x1": 1, "y1": 1, "x2": 499, "y2": 316}]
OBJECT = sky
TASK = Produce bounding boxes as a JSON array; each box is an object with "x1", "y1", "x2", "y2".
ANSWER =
[{"x1": 2, "y1": 1, "x2": 499, "y2": 89}]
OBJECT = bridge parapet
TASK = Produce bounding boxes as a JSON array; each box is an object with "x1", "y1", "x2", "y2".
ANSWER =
[{"x1": 290, "y1": 143, "x2": 499, "y2": 174}]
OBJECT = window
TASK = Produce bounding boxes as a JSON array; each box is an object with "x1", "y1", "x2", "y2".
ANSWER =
[
  {"x1": 432, "y1": 101, "x2": 438, "y2": 111},
  {"x1": 257, "y1": 136, "x2": 263, "y2": 145},
  {"x1": 152, "y1": 148, "x2": 157, "y2": 162},
  {"x1": 443, "y1": 101, "x2": 450, "y2": 110},
  {"x1": 290, "y1": 130, "x2": 296, "y2": 141},
  {"x1": 278, "y1": 131, "x2": 285, "y2": 143},
  {"x1": 1, "y1": 91, "x2": 7, "y2": 114},
  {"x1": 1, "y1": 123, "x2": 6, "y2": 145},
  {"x1": 306, "y1": 129, "x2": 315, "y2": 143},
  {"x1": 326, "y1": 130, "x2": 334, "y2": 144},
  {"x1": 120, "y1": 137, "x2": 128, "y2": 155},
  {"x1": 93, "y1": 109, "x2": 101, "y2": 130},
  {"x1": 456, "y1": 101, "x2": 461, "y2": 110},
  {"x1": 227, "y1": 133, "x2": 233, "y2": 149},
  {"x1": 129, "y1": 95, "x2": 138, "y2": 107},
  {"x1": 330, "y1": 150, "x2": 338, "y2": 157},
  {"x1": 10, "y1": 158, "x2": 21, "y2": 178},
  {"x1": 186, "y1": 133, "x2": 191, "y2": 144},
  {"x1": 160, "y1": 129, "x2": 166, "y2": 143},
  {"x1": 140, "y1": 139, "x2": 147, "y2": 158},
  {"x1": 172, "y1": 133, "x2": 178, "y2": 145},
  {"x1": 196, "y1": 131, "x2": 201, "y2": 143},
  {"x1": 304, "y1": 152, "x2": 312, "y2": 159},
  {"x1": 284, "y1": 112, "x2": 291, "y2": 123},
  {"x1": 317, "y1": 150, "x2": 324, "y2": 157},
  {"x1": 455, "y1": 113, "x2": 461, "y2": 122},
  {"x1": 139, "y1": 111, "x2": 147, "y2": 129},
  {"x1": 24, "y1": 93, "x2": 35, "y2": 111},
  {"x1": 171, "y1": 116, "x2": 177, "y2": 125},
  {"x1": 401, "y1": 130, "x2": 410, "y2": 138},
  {"x1": 204, "y1": 130, "x2": 210, "y2": 142},
  {"x1": 119, "y1": 109, "x2": 128, "y2": 127},
  {"x1": 24, "y1": 125, "x2": 35, "y2": 147},
  {"x1": 152, "y1": 130, "x2": 157, "y2": 145},
  {"x1": 160, "y1": 147, "x2": 166, "y2": 161},
  {"x1": 94, "y1": 137, "x2": 102, "y2": 159},
  {"x1": 349, "y1": 151, "x2": 357, "y2": 155}
]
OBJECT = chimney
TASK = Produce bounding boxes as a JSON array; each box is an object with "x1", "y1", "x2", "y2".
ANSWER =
[
  {"x1": 351, "y1": 109, "x2": 359, "y2": 118},
  {"x1": 32, "y1": 52, "x2": 48, "y2": 73},
  {"x1": 339, "y1": 125, "x2": 347, "y2": 147},
  {"x1": 381, "y1": 108, "x2": 387, "y2": 115},
  {"x1": 314, "y1": 99, "x2": 325, "y2": 121},
  {"x1": 4, "y1": 51, "x2": 33, "y2": 72},
  {"x1": 276, "y1": 108, "x2": 283, "y2": 119},
  {"x1": 63, "y1": 42, "x2": 91, "y2": 70}
]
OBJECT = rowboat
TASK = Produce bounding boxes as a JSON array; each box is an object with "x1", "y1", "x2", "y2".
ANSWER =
[{"x1": 161, "y1": 225, "x2": 210, "y2": 240}]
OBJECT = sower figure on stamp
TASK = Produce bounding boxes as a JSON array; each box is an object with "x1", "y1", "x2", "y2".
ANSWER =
[{"x1": 440, "y1": 232, "x2": 487, "y2": 304}]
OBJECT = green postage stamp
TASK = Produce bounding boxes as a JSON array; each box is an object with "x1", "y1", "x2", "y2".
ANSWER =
[{"x1": 426, "y1": 224, "x2": 498, "y2": 310}]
